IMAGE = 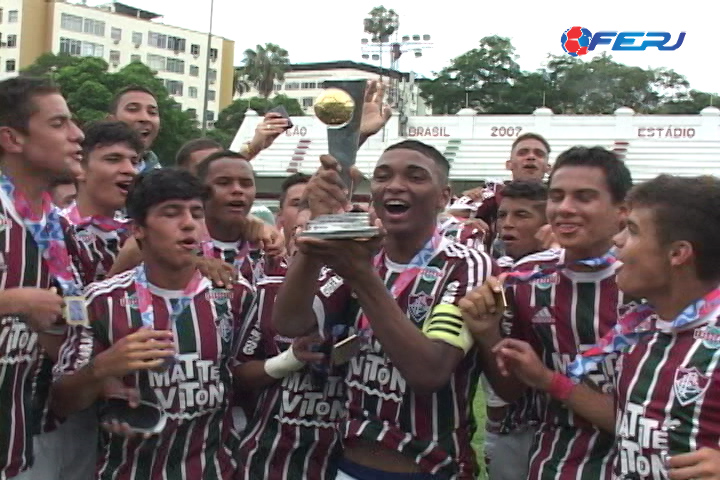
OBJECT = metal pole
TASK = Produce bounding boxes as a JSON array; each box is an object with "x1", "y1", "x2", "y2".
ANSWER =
[{"x1": 201, "y1": 0, "x2": 215, "y2": 135}]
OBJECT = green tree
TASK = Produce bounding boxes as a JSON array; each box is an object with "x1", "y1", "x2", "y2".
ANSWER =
[
  {"x1": 363, "y1": 6, "x2": 399, "y2": 43},
  {"x1": 419, "y1": 36, "x2": 523, "y2": 114},
  {"x1": 240, "y1": 43, "x2": 290, "y2": 98},
  {"x1": 20, "y1": 52, "x2": 81, "y2": 77},
  {"x1": 23, "y1": 55, "x2": 200, "y2": 165},
  {"x1": 210, "y1": 94, "x2": 303, "y2": 147}
]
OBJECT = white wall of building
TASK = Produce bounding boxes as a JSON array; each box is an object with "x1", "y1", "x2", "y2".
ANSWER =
[{"x1": 0, "y1": 0, "x2": 24, "y2": 80}]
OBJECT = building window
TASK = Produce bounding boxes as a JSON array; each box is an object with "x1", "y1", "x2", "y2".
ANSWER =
[
  {"x1": 130, "y1": 54, "x2": 141, "y2": 63},
  {"x1": 132, "y1": 31, "x2": 142, "y2": 45},
  {"x1": 146, "y1": 54, "x2": 165, "y2": 71},
  {"x1": 166, "y1": 58, "x2": 185, "y2": 74},
  {"x1": 302, "y1": 97, "x2": 314, "y2": 108},
  {"x1": 208, "y1": 69, "x2": 217, "y2": 83},
  {"x1": 83, "y1": 18, "x2": 105, "y2": 37},
  {"x1": 274, "y1": 84, "x2": 282, "y2": 91},
  {"x1": 111, "y1": 27, "x2": 122, "y2": 41},
  {"x1": 190, "y1": 65, "x2": 199, "y2": 77},
  {"x1": 301, "y1": 82, "x2": 317, "y2": 89},
  {"x1": 191, "y1": 44, "x2": 200, "y2": 56},
  {"x1": 109, "y1": 50, "x2": 121, "y2": 64},
  {"x1": 6, "y1": 59, "x2": 16, "y2": 72},
  {"x1": 187, "y1": 108, "x2": 197, "y2": 118},
  {"x1": 167, "y1": 36, "x2": 185, "y2": 52},
  {"x1": 165, "y1": 79, "x2": 183, "y2": 96},
  {"x1": 0, "y1": 9, "x2": 4, "y2": 24},
  {"x1": 285, "y1": 82, "x2": 300, "y2": 90},
  {"x1": 148, "y1": 31, "x2": 167, "y2": 49},
  {"x1": 207, "y1": 90, "x2": 216, "y2": 101},
  {"x1": 205, "y1": 111, "x2": 215, "y2": 121},
  {"x1": 59, "y1": 37, "x2": 82, "y2": 56},
  {"x1": 6, "y1": 35, "x2": 17, "y2": 48},
  {"x1": 189, "y1": 87, "x2": 198, "y2": 98},
  {"x1": 61, "y1": 13, "x2": 83, "y2": 32},
  {"x1": 209, "y1": 48, "x2": 218, "y2": 61},
  {"x1": 81, "y1": 41, "x2": 104, "y2": 58},
  {"x1": 8, "y1": 10, "x2": 18, "y2": 23}
]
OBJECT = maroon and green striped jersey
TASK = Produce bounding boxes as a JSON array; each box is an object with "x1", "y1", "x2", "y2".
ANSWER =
[
  {"x1": 614, "y1": 306, "x2": 720, "y2": 479},
  {"x1": 0, "y1": 191, "x2": 84, "y2": 479},
  {"x1": 488, "y1": 255, "x2": 540, "y2": 435},
  {"x1": 509, "y1": 249, "x2": 627, "y2": 480},
  {"x1": 235, "y1": 257, "x2": 351, "y2": 480},
  {"x1": 327, "y1": 237, "x2": 491, "y2": 479},
  {"x1": 204, "y1": 238, "x2": 257, "y2": 286},
  {"x1": 439, "y1": 217, "x2": 485, "y2": 252},
  {"x1": 69, "y1": 224, "x2": 130, "y2": 284},
  {"x1": 53, "y1": 268, "x2": 255, "y2": 480}
]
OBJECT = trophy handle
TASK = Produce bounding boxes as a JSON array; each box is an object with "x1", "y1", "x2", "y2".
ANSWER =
[{"x1": 323, "y1": 79, "x2": 367, "y2": 197}]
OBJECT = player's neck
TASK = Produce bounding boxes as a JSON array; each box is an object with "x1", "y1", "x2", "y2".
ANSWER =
[
  {"x1": 75, "y1": 189, "x2": 116, "y2": 218},
  {"x1": 205, "y1": 216, "x2": 245, "y2": 243},
  {"x1": 0, "y1": 157, "x2": 50, "y2": 215},
  {"x1": 384, "y1": 223, "x2": 436, "y2": 264},
  {"x1": 650, "y1": 275, "x2": 719, "y2": 321},
  {"x1": 141, "y1": 256, "x2": 197, "y2": 291},
  {"x1": 565, "y1": 238, "x2": 615, "y2": 270}
]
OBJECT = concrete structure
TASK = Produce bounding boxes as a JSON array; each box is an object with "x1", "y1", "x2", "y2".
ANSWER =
[
  {"x1": 236, "y1": 60, "x2": 430, "y2": 117},
  {"x1": 231, "y1": 106, "x2": 720, "y2": 204},
  {"x1": 0, "y1": 0, "x2": 235, "y2": 126}
]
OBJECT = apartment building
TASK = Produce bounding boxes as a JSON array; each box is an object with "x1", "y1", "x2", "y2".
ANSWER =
[{"x1": 0, "y1": 0, "x2": 235, "y2": 125}]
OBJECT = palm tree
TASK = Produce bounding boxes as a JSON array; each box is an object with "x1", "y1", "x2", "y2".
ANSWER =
[{"x1": 241, "y1": 43, "x2": 290, "y2": 99}]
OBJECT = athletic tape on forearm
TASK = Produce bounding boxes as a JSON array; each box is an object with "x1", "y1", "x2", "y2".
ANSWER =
[
  {"x1": 263, "y1": 345, "x2": 306, "y2": 379},
  {"x1": 422, "y1": 304, "x2": 473, "y2": 353}
]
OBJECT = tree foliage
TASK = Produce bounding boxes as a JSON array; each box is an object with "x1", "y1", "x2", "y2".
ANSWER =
[
  {"x1": 22, "y1": 54, "x2": 200, "y2": 165},
  {"x1": 363, "y1": 6, "x2": 399, "y2": 43},
  {"x1": 238, "y1": 43, "x2": 290, "y2": 98},
  {"x1": 419, "y1": 37, "x2": 716, "y2": 115}
]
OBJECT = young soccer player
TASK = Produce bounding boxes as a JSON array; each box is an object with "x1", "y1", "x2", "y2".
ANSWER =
[
  {"x1": 51, "y1": 168, "x2": 255, "y2": 480},
  {"x1": 0, "y1": 76, "x2": 85, "y2": 480},
  {"x1": 274, "y1": 141, "x2": 492, "y2": 479},
  {"x1": 462, "y1": 147, "x2": 633, "y2": 479}
]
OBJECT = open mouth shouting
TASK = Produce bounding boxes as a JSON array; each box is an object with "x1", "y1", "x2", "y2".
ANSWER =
[{"x1": 383, "y1": 199, "x2": 411, "y2": 221}]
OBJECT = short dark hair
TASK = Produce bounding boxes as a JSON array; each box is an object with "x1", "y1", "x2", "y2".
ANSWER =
[
  {"x1": 628, "y1": 175, "x2": 720, "y2": 282},
  {"x1": 175, "y1": 137, "x2": 222, "y2": 167},
  {"x1": 109, "y1": 85, "x2": 158, "y2": 114},
  {"x1": 384, "y1": 140, "x2": 450, "y2": 183},
  {"x1": 126, "y1": 168, "x2": 207, "y2": 226},
  {"x1": 501, "y1": 180, "x2": 548, "y2": 202},
  {"x1": 279, "y1": 172, "x2": 311, "y2": 209},
  {"x1": 195, "y1": 149, "x2": 250, "y2": 181},
  {"x1": 549, "y1": 146, "x2": 632, "y2": 203},
  {"x1": 49, "y1": 172, "x2": 77, "y2": 188},
  {"x1": 81, "y1": 121, "x2": 144, "y2": 162},
  {"x1": 0, "y1": 76, "x2": 60, "y2": 134},
  {"x1": 511, "y1": 133, "x2": 551, "y2": 154}
]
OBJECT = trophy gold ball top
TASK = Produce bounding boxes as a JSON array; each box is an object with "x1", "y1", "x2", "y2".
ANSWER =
[{"x1": 314, "y1": 88, "x2": 355, "y2": 127}]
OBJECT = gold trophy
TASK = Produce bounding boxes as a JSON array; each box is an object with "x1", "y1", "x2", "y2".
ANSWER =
[{"x1": 300, "y1": 79, "x2": 379, "y2": 239}]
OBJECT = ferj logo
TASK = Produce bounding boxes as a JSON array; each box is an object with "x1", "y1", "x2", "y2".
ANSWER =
[{"x1": 561, "y1": 27, "x2": 685, "y2": 56}]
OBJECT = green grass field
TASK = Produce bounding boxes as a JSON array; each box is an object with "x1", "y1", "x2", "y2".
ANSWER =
[{"x1": 472, "y1": 390, "x2": 488, "y2": 480}]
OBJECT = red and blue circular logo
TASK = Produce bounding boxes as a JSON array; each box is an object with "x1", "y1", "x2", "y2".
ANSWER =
[{"x1": 561, "y1": 26, "x2": 593, "y2": 56}]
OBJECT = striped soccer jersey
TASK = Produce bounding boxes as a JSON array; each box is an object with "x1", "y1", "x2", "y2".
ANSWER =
[
  {"x1": 328, "y1": 237, "x2": 492, "y2": 479},
  {"x1": 53, "y1": 268, "x2": 255, "y2": 480},
  {"x1": 614, "y1": 304, "x2": 720, "y2": 479},
  {"x1": 235, "y1": 258, "x2": 351, "y2": 480},
  {"x1": 509, "y1": 249, "x2": 628, "y2": 480},
  {"x1": 0, "y1": 187, "x2": 83, "y2": 479}
]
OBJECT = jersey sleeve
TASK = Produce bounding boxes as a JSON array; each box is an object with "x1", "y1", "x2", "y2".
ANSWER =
[
  {"x1": 230, "y1": 282, "x2": 257, "y2": 365},
  {"x1": 423, "y1": 250, "x2": 493, "y2": 354},
  {"x1": 312, "y1": 267, "x2": 354, "y2": 336},
  {"x1": 52, "y1": 293, "x2": 109, "y2": 382},
  {"x1": 236, "y1": 301, "x2": 266, "y2": 364}
]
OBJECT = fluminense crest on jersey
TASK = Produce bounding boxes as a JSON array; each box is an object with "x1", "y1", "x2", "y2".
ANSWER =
[{"x1": 673, "y1": 366, "x2": 711, "y2": 406}]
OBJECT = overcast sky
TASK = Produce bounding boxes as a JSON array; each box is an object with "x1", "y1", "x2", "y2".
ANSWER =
[{"x1": 97, "y1": 0, "x2": 716, "y2": 95}]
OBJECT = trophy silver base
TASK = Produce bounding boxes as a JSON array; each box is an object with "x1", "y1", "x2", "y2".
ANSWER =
[{"x1": 299, "y1": 212, "x2": 380, "y2": 239}]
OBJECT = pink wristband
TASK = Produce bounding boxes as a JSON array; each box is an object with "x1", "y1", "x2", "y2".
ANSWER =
[{"x1": 548, "y1": 372, "x2": 575, "y2": 401}]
